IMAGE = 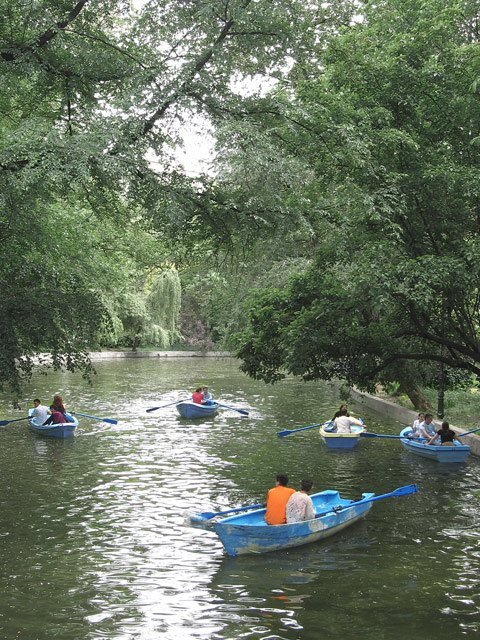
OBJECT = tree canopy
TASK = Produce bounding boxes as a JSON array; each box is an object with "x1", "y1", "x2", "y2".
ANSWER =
[
  {"x1": 233, "y1": 0, "x2": 480, "y2": 394},
  {"x1": 2, "y1": 0, "x2": 480, "y2": 400},
  {"x1": 0, "y1": 0, "x2": 329, "y2": 394}
]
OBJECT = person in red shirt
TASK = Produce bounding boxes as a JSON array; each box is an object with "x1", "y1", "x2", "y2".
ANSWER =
[
  {"x1": 264, "y1": 474, "x2": 296, "y2": 525},
  {"x1": 192, "y1": 388, "x2": 205, "y2": 404},
  {"x1": 53, "y1": 394, "x2": 67, "y2": 415}
]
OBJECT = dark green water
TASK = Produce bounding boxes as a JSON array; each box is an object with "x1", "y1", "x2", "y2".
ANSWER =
[{"x1": 0, "y1": 357, "x2": 479, "y2": 639}]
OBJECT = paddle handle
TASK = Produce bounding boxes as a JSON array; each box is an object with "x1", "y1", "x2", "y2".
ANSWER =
[
  {"x1": 146, "y1": 402, "x2": 176, "y2": 412},
  {"x1": 315, "y1": 484, "x2": 418, "y2": 518},
  {"x1": 71, "y1": 412, "x2": 118, "y2": 425},
  {"x1": 457, "y1": 426, "x2": 480, "y2": 437},
  {"x1": 0, "y1": 416, "x2": 30, "y2": 426},
  {"x1": 361, "y1": 432, "x2": 406, "y2": 440},
  {"x1": 277, "y1": 422, "x2": 327, "y2": 438},
  {"x1": 146, "y1": 399, "x2": 189, "y2": 412},
  {"x1": 191, "y1": 502, "x2": 265, "y2": 522},
  {"x1": 215, "y1": 402, "x2": 249, "y2": 415}
]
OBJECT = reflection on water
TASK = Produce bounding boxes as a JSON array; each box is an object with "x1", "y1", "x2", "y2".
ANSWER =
[{"x1": 0, "y1": 358, "x2": 479, "y2": 639}]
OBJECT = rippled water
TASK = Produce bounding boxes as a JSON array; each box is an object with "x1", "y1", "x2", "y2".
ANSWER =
[{"x1": 1, "y1": 357, "x2": 479, "y2": 639}]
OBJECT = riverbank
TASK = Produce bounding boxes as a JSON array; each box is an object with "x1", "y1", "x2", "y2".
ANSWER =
[
  {"x1": 350, "y1": 387, "x2": 480, "y2": 456},
  {"x1": 88, "y1": 350, "x2": 231, "y2": 359}
]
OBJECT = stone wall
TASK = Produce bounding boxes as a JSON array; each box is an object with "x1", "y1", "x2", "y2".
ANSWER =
[
  {"x1": 88, "y1": 351, "x2": 231, "y2": 359},
  {"x1": 350, "y1": 387, "x2": 480, "y2": 457}
]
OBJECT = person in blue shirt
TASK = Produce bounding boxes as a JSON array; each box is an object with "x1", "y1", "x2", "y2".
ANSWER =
[
  {"x1": 419, "y1": 413, "x2": 436, "y2": 439},
  {"x1": 202, "y1": 386, "x2": 214, "y2": 405}
]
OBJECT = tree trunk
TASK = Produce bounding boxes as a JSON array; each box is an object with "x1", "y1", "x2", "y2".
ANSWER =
[{"x1": 398, "y1": 378, "x2": 433, "y2": 412}]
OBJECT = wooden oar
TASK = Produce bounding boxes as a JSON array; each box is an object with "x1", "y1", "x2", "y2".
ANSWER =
[
  {"x1": 457, "y1": 426, "x2": 480, "y2": 437},
  {"x1": 70, "y1": 412, "x2": 117, "y2": 425},
  {"x1": 146, "y1": 399, "x2": 188, "y2": 413},
  {"x1": 190, "y1": 503, "x2": 265, "y2": 523},
  {"x1": 277, "y1": 421, "x2": 329, "y2": 438},
  {"x1": 0, "y1": 416, "x2": 30, "y2": 426},
  {"x1": 315, "y1": 484, "x2": 418, "y2": 518},
  {"x1": 215, "y1": 402, "x2": 249, "y2": 416}
]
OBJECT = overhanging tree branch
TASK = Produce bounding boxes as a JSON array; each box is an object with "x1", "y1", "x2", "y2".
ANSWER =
[
  {"x1": 365, "y1": 352, "x2": 480, "y2": 380},
  {"x1": 67, "y1": 28, "x2": 148, "y2": 69},
  {"x1": 1, "y1": 0, "x2": 89, "y2": 61},
  {"x1": 394, "y1": 328, "x2": 480, "y2": 362},
  {"x1": 34, "y1": 0, "x2": 89, "y2": 48},
  {"x1": 139, "y1": 0, "x2": 253, "y2": 139}
]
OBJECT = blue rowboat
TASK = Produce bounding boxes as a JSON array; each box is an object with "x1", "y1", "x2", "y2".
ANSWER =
[
  {"x1": 319, "y1": 421, "x2": 364, "y2": 449},
  {"x1": 212, "y1": 489, "x2": 374, "y2": 555},
  {"x1": 28, "y1": 409, "x2": 78, "y2": 438},
  {"x1": 400, "y1": 427, "x2": 469, "y2": 463},
  {"x1": 176, "y1": 401, "x2": 219, "y2": 419}
]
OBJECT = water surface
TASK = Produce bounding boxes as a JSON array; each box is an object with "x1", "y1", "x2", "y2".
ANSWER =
[{"x1": 0, "y1": 357, "x2": 479, "y2": 639}]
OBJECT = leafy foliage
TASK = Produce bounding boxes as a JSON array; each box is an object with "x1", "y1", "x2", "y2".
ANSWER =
[
  {"x1": 233, "y1": 0, "x2": 480, "y2": 391},
  {"x1": 0, "y1": 0, "x2": 325, "y2": 394},
  {"x1": 4, "y1": 0, "x2": 480, "y2": 400}
]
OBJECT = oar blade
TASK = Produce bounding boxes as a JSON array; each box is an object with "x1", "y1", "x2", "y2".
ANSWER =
[
  {"x1": 71, "y1": 412, "x2": 118, "y2": 424},
  {"x1": 277, "y1": 422, "x2": 325, "y2": 438},
  {"x1": 390, "y1": 484, "x2": 418, "y2": 497},
  {"x1": 0, "y1": 420, "x2": 9, "y2": 426},
  {"x1": 216, "y1": 402, "x2": 249, "y2": 416},
  {"x1": 277, "y1": 429, "x2": 293, "y2": 438},
  {"x1": 190, "y1": 512, "x2": 216, "y2": 523}
]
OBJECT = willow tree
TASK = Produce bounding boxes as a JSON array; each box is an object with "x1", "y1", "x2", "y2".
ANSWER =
[{"x1": 145, "y1": 268, "x2": 182, "y2": 348}]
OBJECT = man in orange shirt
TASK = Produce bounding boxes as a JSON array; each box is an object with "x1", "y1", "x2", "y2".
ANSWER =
[{"x1": 265, "y1": 474, "x2": 296, "y2": 525}]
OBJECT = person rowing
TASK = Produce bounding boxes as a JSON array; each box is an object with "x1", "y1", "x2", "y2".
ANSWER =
[
  {"x1": 32, "y1": 399, "x2": 49, "y2": 425},
  {"x1": 42, "y1": 404, "x2": 67, "y2": 426},
  {"x1": 264, "y1": 474, "x2": 296, "y2": 525},
  {"x1": 333, "y1": 409, "x2": 366, "y2": 433},
  {"x1": 286, "y1": 478, "x2": 315, "y2": 523},
  {"x1": 425, "y1": 420, "x2": 460, "y2": 447},
  {"x1": 202, "y1": 386, "x2": 214, "y2": 405}
]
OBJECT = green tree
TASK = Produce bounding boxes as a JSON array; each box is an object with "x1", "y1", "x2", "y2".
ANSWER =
[
  {"x1": 116, "y1": 292, "x2": 148, "y2": 352},
  {"x1": 233, "y1": 0, "x2": 480, "y2": 401},
  {"x1": 0, "y1": 0, "x2": 330, "y2": 394},
  {"x1": 178, "y1": 235, "x2": 312, "y2": 349}
]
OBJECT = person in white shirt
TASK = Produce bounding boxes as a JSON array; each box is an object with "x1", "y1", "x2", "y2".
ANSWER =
[
  {"x1": 333, "y1": 409, "x2": 366, "y2": 433},
  {"x1": 286, "y1": 478, "x2": 315, "y2": 523},
  {"x1": 32, "y1": 399, "x2": 49, "y2": 424},
  {"x1": 411, "y1": 412, "x2": 425, "y2": 438}
]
